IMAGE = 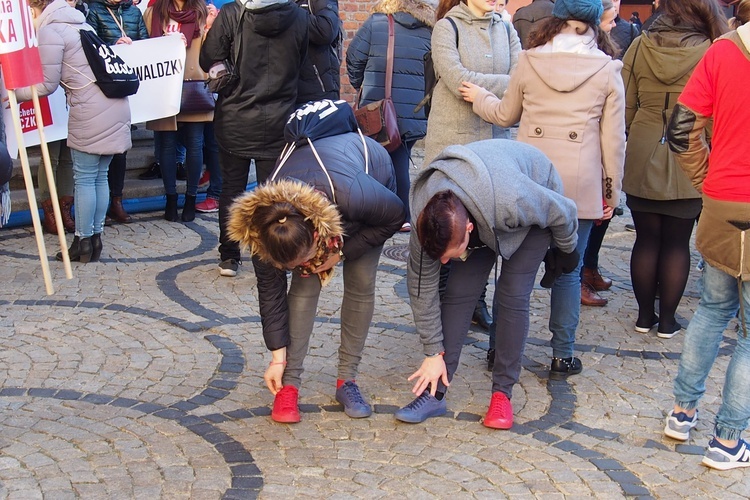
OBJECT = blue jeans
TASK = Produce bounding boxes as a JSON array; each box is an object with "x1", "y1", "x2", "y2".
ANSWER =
[
  {"x1": 71, "y1": 149, "x2": 112, "y2": 238},
  {"x1": 388, "y1": 140, "x2": 415, "y2": 223},
  {"x1": 159, "y1": 122, "x2": 206, "y2": 196},
  {"x1": 203, "y1": 122, "x2": 222, "y2": 200},
  {"x1": 673, "y1": 263, "x2": 750, "y2": 441},
  {"x1": 549, "y1": 219, "x2": 594, "y2": 358}
]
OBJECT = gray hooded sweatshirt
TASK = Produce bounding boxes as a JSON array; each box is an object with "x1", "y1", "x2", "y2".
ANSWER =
[{"x1": 407, "y1": 139, "x2": 578, "y2": 355}]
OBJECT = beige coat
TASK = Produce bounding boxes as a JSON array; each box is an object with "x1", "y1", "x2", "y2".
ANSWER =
[
  {"x1": 472, "y1": 23, "x2": 625, "y2": 220},
  {"x1": 144, "y1": 7, "x2": 213, "y2": 131}
]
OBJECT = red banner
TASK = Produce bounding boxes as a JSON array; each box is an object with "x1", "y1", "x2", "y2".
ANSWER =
[
  {"x1": 0, "y1": 0, "x2": 43, "y2": 89},
  {"x1": 17, "y1": 96, "x2": 51, "y2": 132}
]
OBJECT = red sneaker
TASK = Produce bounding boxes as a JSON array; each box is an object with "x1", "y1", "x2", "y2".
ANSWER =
[
  {"x1": 195, "y1": 198, "x2": 219, "y2": 213},
  {"x1": 198, "y1": 170, "x2": 210, "y2": 189},
  {"x1": 271, "y1": 386, "x2": 300, "y2": 423},
  {"x1": 483, "y1": 392, "x2": 513, "y2": 429}
]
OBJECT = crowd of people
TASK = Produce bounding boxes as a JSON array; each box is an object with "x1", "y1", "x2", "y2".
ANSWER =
[{"x1": 12, "y1": 0, "x2": 750, "y2": 471}]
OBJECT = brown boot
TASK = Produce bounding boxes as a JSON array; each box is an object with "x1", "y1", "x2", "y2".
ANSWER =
[
  {"x1": 582, "y1": 266, "x2": 612, "y2": 291},
  {"x1": 581, "y1": 283, "x2": 608, "y2": 307},
  {"x1": 107, "y1": 196, "x2": 132, "y2": 223},
  {"x1": 40, "y1": 199, "x2": 57, "y2": 234},
  {"x1": 59, "y1": 196, "x2": 75, "y2": 233}
]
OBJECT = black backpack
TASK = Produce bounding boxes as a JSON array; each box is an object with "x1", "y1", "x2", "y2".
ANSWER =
[
  {"x1": 414, "y1": 17, "x2": 458, "y2": 118},
  {"x1": 78, "y1": 28, "x2": 139, "y2": 99}
]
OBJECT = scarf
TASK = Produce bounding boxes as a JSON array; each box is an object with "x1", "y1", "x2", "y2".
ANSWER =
[
  {"x1": 150, "y1": 3, "x2": 201, "y2": 48},
  {"x1": 294, "y1": 235, "x2": 343, "y2": 286}
]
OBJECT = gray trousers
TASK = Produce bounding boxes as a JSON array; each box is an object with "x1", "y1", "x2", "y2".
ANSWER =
[
  {"x1": 282, "y1": 244, "x2": 384, "y2": 388},
  {"x1": 439, "y1": 226, "x2": 551, "y2": 398}
]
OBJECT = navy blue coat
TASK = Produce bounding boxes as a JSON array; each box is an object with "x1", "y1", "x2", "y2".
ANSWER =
[{"x1": 346, "y1": 11, "x2": 432, "y2": 142}]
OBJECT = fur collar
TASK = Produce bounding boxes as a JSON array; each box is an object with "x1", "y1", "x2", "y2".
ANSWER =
[
  {"x1": 227, "y1": 179, "x2": 344, "y2": 264},
  {"x1": 372, "y1": 0, "x2": 437, "y2": 27}
]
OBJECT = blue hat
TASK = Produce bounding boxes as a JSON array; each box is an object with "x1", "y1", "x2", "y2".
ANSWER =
[{"x1": 552, "y1": 0, "x2": 604, "y2": 26}]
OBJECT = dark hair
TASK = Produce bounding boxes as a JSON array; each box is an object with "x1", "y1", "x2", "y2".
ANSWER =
[
  {"x1": 527, "y1": 17, "x2": 619, "y2": 58},
  {"x1": 437, "y1": 0, "x2": 461, "y2": 20},
  {"x1": 252, "y1": 202, "x2": 315, "y2": 267},
  {"x1": 153, "y1": 0, "x2": 208, "y2": 28},
  {"x1": 733, "y1": 0, "x2": 750, "y2": 28},
  {"x1": 28, "y1": 0, "x2": 54, "y2": 10},
  {"x1": 416, "y1": 190, "x2": 469, "y2": 260},
  {"x1": 662, "y1": 0, "x2": 728, "y2": 41}
]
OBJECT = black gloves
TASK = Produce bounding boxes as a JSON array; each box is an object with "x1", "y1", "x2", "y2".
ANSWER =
[{"x1": 540, "y1": 248, "x2": 581, "y2": 289}]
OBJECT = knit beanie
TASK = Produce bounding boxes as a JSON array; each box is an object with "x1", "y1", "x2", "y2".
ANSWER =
[{"x1": 552, "y1": 0, "x2": 605, "y2": 26}]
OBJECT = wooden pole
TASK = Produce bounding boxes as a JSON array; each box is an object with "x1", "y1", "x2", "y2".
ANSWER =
[
  {"x1": 7, "y1": 89, "x2": 54, "y2": 295},
  {"x1": 31, "y1": 87, "x2": 72, "y2": 279}
]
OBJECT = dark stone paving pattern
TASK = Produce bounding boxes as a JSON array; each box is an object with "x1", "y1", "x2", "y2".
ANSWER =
[{"x1": 1, "y1": 192, "x2": 748, "y2": 498}]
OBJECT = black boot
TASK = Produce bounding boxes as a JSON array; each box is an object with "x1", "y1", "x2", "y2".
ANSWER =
[
  {"x1": 164, "y1": 194, "x2": 179, "y2": 222},
  {"x1": 90, "y1": 233, "x2": 102, "y2": 262},
  {"x1": 139, "y1": 161, "x2": 161, "y2": 180},
  {"x1": 487, "y1": 349, "x2": 495, "y2": 372},
  {"x1": 181, "y1": 194, "x2": 196, "y2": 222},
  {"x1": 472, "y1": 300, "x2": 492, "y2": 331},
  {"x1": 57, "y1": 236, "x2": 93, "y2": 263}
]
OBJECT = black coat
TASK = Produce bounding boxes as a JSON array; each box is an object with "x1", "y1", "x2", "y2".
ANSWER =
[
  {"x1": 611, "y1": 16, "x2": 640, "y2": 60},
  {"x1": 346, "y1": 12, "x2": 432, "y2": 142},
  {"x1": 199, "y1": 0, "x2": 308, "y2": 159},
  {"x1": 295, "y1": 0, "x2": 342, "y2": 104}
]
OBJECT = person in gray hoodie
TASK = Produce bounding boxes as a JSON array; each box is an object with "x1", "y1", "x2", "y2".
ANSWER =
[{"x1": 396, "y1": 139, "x2": 578, "y2": 429}]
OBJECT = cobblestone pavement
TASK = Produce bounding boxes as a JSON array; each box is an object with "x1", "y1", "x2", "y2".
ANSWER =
[{"x1": 1, "y1": 154, "x2": 749, "y2": 499}]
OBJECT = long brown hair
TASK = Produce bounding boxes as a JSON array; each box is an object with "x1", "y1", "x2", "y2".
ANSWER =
[
  {"x1": 436, "y1": 0, "x2": 461, "y2": 20},
  {"x1": 152, "y1": 0, "x2": 208, "y2": 26},
  {"x1": 251, "y1": 202, "x2": 316, "y2": 268},
  {"x1": 661, "y1": 0, "x2": 728, "y2": 41},
  {"x1": 527, "y1": 17, "x2": 619, "y2": 58},
  {"x1": 732, "y1": 0, "x2": 750, "y2": 28}
]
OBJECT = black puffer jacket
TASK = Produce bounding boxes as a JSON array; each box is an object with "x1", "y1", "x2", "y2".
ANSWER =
[
  {"x1": 228, "y1": 100, "x2": 405, "y2": 350},
  {"x1": 346, "y1": 0, "x2": 435, "y2": 142},
  {"x1": 199, "y1": 0, "x2": 308, "y2": 159},
  {"x1": 295, "y1": 0, "x2": 341, "y2": 104},
  {"x1": 86, "y1": 0, "x2": 148, "y2": 45}
]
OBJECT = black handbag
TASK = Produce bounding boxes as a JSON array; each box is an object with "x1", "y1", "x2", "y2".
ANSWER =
[
  {"x1": 180, "y1": 80, "x2": 215, "y2": 113},
  {"x1": 353, "y1": 15, "x2": 402, "y2": 153}
]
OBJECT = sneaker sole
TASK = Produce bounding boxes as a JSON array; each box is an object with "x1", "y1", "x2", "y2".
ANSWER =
[
  {"x1": 657, "y1": 330, "x2": 681, "y2": 339},
  {"x1": 663, "y1": 424, "x2": 691, "y2": 441},
  {"x1": 634, "y1": 324, "x2": 656, "y2": 333},
  {"x1": 219, "y1": 269, "x2": 237, "y2": 277},
  {"x1": 483, "y1": 418, "x2": 512, "y2": 430},
  {"x1": 394, "y1": 407, "x2": 446, "y2": 424},
  {"x1": 196, "y1": 208, "x2": 219, "y2": 213},
  {"x1": 271, "y1": 413, "x2": 300, "y2": 424},
  {"x1": 701, "y1": 456, "x2": 750, "y2": 470}
]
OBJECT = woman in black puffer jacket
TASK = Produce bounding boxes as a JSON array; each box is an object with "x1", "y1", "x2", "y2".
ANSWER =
[{"x1": 347, "y1": 0, "x2": 435, "y2": 230}]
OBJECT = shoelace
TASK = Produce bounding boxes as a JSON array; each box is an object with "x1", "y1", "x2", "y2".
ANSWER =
[
  {"x1": 404, "y1": 392, "x2": 431, "y2": 410},
  {"x1": 276, "y1": 389, "x2": 298, "y2": 411},
  {"x1": 341, "y1": 383, "x2": 366, "y2": 405},
  {"x1": 489, "y1": 394, "x2": 511, "y2": 414}
]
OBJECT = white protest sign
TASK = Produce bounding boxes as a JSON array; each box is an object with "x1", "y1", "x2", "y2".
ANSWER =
[
  {"x1": 1, "y1": 77, "x2": 68, "y2": 159},
  {"x1": 0, "y1": 0, "x2": 29, "y2": 54},
  {"x1": 111, "y1": 35, "x2": 186, "y2": 124}
]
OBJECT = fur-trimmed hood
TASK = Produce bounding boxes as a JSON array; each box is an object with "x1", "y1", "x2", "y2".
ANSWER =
[
  {"x1": 372, "y1": 0, "x2": 437, "y2": 27},
  {"x1": 227, "y1": 179, "x2": 344, "y2": 264}
]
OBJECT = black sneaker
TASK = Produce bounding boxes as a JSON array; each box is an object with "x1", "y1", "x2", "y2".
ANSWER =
[
  {"x1": 219, "y1": 259, "x2": 240, "y2": 277},
  {"x1": 176, "y1": 162, "x2": 187, "y2": 181},
  {"x1": 550, "y1": 357, "x2": 583, "y2": 380},
  {"x1": 487, "y1": 348, "x2": 495, "y2": 371},
  {"x1": 138, "y1": 161, "x2": 161, "y2": 180}
]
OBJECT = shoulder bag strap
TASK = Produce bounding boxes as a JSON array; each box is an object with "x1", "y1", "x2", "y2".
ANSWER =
[
  {"x1": 385, "y1": 14, "x2": 395, "y2": 100},
  {"x1": 107, "y1": 7, "x2": 126, "y2": 38}
]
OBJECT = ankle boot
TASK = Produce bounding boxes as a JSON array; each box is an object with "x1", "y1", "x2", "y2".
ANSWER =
[
  {"x1": 90, "y1": 233, "x2": 102, "y2": 262},
  {"x1": 182, "y1": 194, "x2": 196, "y2": 222},
  {"x1": 472, "y1": 301, "x2": 492, "y2": 331},
  {"x1": 59, "y1": 196, "x2": 75, "y2": 233},
  {"x1": 40, "y1": 199, "x2": 57, "y2": 234},
  {"x1": 107, "y1": 196, "x2": 132, "y2": 223},
  {"x1": 164, "y1": 194, "x2": 179, "y2": 222},
  {"x1": 56, "y1": 236, "x2": 93, "y2": 263},
  {"x1": 582, "y1": 266, "x2": 612, "y2": 291}
]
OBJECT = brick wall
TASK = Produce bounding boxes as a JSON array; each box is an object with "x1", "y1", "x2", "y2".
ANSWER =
[{"x1": 339, "y1": 0, "x2": 376, "y2": 104}]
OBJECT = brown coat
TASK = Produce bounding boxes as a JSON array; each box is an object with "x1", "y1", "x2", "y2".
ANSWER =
[
  {"x1": 471, "y1": 24, "x2": 625, "y2": 219},
  {"x1": 144, "y1": 7, "x2": 213, "y2": 131}
]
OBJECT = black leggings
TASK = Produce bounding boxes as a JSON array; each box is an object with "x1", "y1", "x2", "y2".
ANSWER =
[{"x1": 630, "y1": 211, "x2": 695, "y2": 330}]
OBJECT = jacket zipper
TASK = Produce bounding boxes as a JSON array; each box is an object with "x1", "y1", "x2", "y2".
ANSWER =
[{"x1": 313, "y1": 65, "x2": 325, "y2": 92}]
